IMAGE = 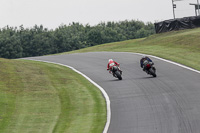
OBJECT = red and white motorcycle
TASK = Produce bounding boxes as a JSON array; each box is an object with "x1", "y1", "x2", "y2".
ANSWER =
[{"x1": 108, "y1": 65, "x2": 122, "y2": 80}]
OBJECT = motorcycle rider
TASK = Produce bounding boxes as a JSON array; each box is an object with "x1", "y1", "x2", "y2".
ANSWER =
[
  {"x1": 107, "y1": 59, "x2": 122, "y2": 75},
  {"x1": 140, "y1": 55, "x2": 154, "y2": 72}
]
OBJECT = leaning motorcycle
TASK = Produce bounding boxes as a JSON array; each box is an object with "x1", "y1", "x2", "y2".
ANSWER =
[
  {"x1": 109, "y1": 66, "x2": 122, "y2": 80},
  {"x1": 143, "y1": 60, "x2": 157, "y2": 77}
]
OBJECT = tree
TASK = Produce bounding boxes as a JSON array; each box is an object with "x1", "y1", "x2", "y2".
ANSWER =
[{"x1": 0, "y1": 20, "x2": 155, "y2": 59}]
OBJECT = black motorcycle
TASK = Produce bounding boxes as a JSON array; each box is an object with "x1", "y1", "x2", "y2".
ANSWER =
[
  {"x1": 143, "y1": 60, "x2": 156, "y2": 77},
  {"x1": 109, "y1": 66, "x2": 122, "y2": 80}
]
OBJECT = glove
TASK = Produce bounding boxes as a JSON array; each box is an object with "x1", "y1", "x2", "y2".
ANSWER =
[{"x1": 150, "y1": 62, "x2": 154, "y2": 65}]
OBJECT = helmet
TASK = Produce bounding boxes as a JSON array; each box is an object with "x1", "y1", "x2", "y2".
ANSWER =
[
  {"x1": 141, "y1": 55, "x2": 147, "y2": 59},
  {"x1": 108, "y1": 59, "x2": 113, "y2": 63}
]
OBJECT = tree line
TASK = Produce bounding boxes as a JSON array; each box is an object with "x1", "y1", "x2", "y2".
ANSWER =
[{"x1": 0, "y1": 20, "x2": 155, "y2": 59}]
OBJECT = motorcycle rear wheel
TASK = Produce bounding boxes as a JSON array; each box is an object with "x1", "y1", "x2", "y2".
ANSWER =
[
  {"x1": 149, "y1": 68, "x2": 156, "y2": 77},
  {"x1": 115, "y1": 71, "x2": 122, "y2": 80}
]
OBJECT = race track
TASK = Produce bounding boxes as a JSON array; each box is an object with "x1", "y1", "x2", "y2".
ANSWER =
[{"x1": 26, "y1": 52, "x2": 200, "y2": 133}]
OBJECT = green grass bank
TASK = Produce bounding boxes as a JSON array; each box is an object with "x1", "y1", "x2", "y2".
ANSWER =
[
  {"x1": 0, "y1": 59, "x2": 106, "y2": 133},
  {"x1": 68, "y1": 28, "x2": 200, "y2": 71}
]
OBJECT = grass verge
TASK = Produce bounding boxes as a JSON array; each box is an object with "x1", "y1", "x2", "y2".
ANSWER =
[{"x1": 0, "y1": 59, "x2": 106, "y2": 133}]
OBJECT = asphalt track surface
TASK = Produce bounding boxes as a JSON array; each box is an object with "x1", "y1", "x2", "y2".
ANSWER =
[{"x1": 26, "y1": 52, "x2": 200, "y2": 133}]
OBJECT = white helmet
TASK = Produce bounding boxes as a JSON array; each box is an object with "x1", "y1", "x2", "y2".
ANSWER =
[
  {"x1": 142, "y1": 55, "x2": 147, "y2": 59},
  {"x1": 108, "y1": 59, "x2": 113, "y2": 63}
]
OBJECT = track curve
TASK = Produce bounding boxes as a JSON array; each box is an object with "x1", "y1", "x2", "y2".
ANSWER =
[{"x1": 26, "y1": 52, "x2": 200, "y2": 133}]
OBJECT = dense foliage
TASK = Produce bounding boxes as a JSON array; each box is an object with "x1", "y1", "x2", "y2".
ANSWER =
[{"x1": 0, "y1": 20, "x2": 155, "y2": 59}]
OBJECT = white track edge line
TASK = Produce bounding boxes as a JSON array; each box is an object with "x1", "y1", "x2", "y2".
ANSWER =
[
  {"x1": 112, "y1": 51, "x2": 200, "y2": 74},
  {"x1": 23, "y1": 59, "x2": 111, "y2": 133},
  {"x1": 130, "y1": 52, "x2": 200, "y2": 74}
]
